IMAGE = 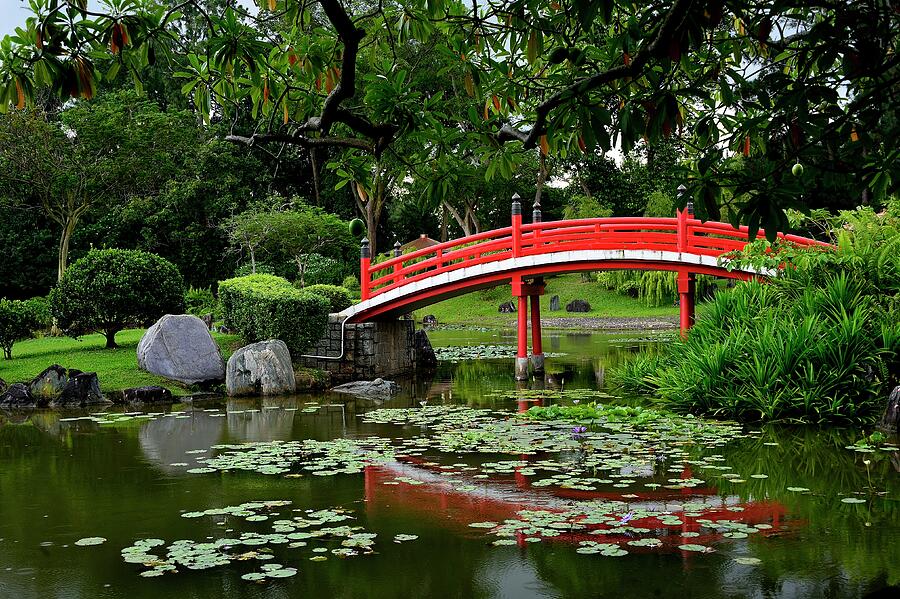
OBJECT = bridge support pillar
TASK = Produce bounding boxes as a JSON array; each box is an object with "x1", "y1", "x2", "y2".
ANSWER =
[
  {"x1": 678, "y1": 271, "x2": 696, "y2": 338},
  {"x1": 515, "y1": 294, "x2": 529, "y2": 380},
  {"x1": 530, "y1": 291, "x2": 544, "y2": 375}
]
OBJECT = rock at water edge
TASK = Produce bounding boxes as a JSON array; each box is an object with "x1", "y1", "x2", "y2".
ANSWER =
[
  {"x1": 330, "y1": 378, "x2": 399, "y2": 399},
  {"x1": 414, "y1": 329, "x2": 437, "y2": 370},
  {"x1": 226, "y1": 340, "x2": 296, "y2": 397}
]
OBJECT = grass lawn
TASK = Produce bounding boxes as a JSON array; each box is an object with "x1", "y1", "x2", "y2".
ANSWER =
[
  {"x1": 413, "y1": 273, "x2": 680, "y2": 327},
  {"x1": 0, "y1": 329, "x2": 243, "y2": 396}
]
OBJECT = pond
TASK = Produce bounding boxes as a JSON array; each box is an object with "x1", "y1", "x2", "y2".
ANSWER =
[{"x1": 1, "y1": 328, "x2": 898, "y2": 599}]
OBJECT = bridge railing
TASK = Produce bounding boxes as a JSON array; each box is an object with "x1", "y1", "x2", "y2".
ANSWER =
[{"x1": 359, "y1": 196, "x2": 826, "y2": 301}]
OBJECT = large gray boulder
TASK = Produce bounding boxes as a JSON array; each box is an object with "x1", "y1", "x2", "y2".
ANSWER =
[
  {"x1": 137, "y1": 314, "x2": 225, "y2": 385},
  {"x1": 330, "y1": 378, "x2": 398, "y2": 399},
  {"x1": 226, "y1": 340, "x2": 296, "y2": 397}
]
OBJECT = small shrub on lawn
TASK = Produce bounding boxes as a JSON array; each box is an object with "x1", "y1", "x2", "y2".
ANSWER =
[
  {"x1": 0, "y1": 298, "x2": 40, "y2": 359},
  {"x1": 50, "y1": 249, "x2": 185, "y2": 348}
]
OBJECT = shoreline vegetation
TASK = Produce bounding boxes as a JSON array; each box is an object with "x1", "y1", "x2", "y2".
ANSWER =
[{"x1": 610, "y1": 207, "x2": 900, "y2": 424}]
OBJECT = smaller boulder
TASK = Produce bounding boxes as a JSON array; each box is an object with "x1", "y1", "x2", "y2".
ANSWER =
[
  {"x1": 549, "y1": 295, "x2": 561, "y2": 311},
  {"x1": 122, "y1": 386, "x2": 175, "y2": 404},
  {"x1": 422, "y1": 314, "x2": 437, "y2": 326},
  {"x1": 226, "y1": 340, "x2": 296, "y2": 397},
  {"x1": 201, "y1": 314, "x2": 214, "y2": 330},
  {"x1": 0, "y1": 383, "x2": 38, "y2": 408},
  {"x1": 566, "y1": 299, "x2": 591, "y2": 313},
  {"x1": 876, "y1": 385, "x2": 900, "y2": 434},
  {"x1": 29, "y1": 364, "x2": 69, "y2": 400},
  {"x1": 414, "y1": 329, "x2": 437, "y2": 370},
  {"x1": 498, "y1": 301, "x2": 517, "y2": 313},
  {"x1": 54, "y1": 371, "x2": 106, "y2": 407},
  {"x1": 330, "y1": 378, "x2": 398, "y2": 399}
]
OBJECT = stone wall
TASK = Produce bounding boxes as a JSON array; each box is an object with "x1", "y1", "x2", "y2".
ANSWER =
[{"x1": 297, "y1": 314, "x2": 416, "y2": 382}]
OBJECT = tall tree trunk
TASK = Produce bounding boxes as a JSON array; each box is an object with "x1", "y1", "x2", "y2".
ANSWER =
[
  {"x1": 440, "y1": 205, "x2": 449, "y2": 242},
  {"x1": 366, "y1": 198, "x2": 377, "y2": 256},
  {"x1": 534, "y1": 151, "x2": 548, "y2": 209},
  {"x1": 57, "y1": 216, "x2": 78, "y2": 282},
  {"x1": 310, "y1": 148, "x2": 322, "y2": 206},
  {"x1": 443, "y1": 201, "x2": 471, "y2": 237},
  {"x1": 249, "y1": 245, "x2": 257, "y2": 274}
]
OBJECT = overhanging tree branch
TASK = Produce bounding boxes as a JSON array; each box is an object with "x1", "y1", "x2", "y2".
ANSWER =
[{"x1": 499, "y1": 0, "x2": 697, "y2": 148}]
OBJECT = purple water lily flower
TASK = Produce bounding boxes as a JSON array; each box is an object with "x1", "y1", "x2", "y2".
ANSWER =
[
  {"x1": 619, "y1": 512, "x2": 635, "y2": 525},
  {"x1": 571, "y1": 426, "x2": 587, "y2": 440}
]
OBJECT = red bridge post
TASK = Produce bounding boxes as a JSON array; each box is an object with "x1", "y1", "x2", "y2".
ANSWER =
[
  {"x1": 511, "y1": 195, "x2": 529, "y2": 380},
  {"x1": 678, "y1": 270, "x2": 696, "y2": 337},
  {"x1": 677, "y1": 192, "x2": 695, "y2": 337},
  {"x1": 530, "y1": 198, "x2": 545, "y2": 376},
  {"x1": 360, "y1": 238, "x2": 371, "y2": 301}
]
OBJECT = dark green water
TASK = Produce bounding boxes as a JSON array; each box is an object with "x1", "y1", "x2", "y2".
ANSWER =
[{"x1": 1, "y1": 329, "x2": 898, "y2": 599}]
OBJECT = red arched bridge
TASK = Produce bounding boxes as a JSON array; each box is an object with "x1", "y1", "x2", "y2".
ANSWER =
[{"x1": 340, "y1": 196, "x2": 827, "y2": 379}]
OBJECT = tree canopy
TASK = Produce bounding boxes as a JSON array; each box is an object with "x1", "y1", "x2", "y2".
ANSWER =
[{"x1": 0, "y1": 1, "x2": 897, "y2": 238}]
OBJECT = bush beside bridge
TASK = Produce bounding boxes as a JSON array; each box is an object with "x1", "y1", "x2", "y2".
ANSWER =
[{"x1": 219, "y1": 274, "x2": 330, "y2": 357}]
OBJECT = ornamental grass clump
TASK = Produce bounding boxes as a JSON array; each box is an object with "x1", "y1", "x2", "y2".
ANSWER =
[{"x1": 611, "y1": 207, "x2": 900, "y2": 423}]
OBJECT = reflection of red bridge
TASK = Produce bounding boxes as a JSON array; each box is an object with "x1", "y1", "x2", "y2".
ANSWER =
[
  {"x1": 363, "y1": 460, "x2": 790, "y2": 551},
  {"x1": 344, "y1": 199, "x2": 827, "y2": 379}
]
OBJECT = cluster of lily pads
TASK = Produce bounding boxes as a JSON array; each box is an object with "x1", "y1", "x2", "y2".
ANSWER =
[
  {"x1": 120, "y1": 500, "x2": 414, "y2": 580},
  {"x1": 468, "y1": 499, "x2": 777, "y2": 557},
  {"x1": 433, "y1": 345, "x2": 566, "y2": 362}
]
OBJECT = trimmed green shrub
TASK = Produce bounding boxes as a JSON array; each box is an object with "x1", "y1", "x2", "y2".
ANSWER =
[
  {"x1": 302, "y1": 284, "x2": 353, "y2": 312},
  {"x1": 49, "y1": 249, "x2": 185, "y2": 348},
  {"x1": 0, "y1": 298, "x2": 40, "y2": 359},
  {"x1": 219, "y1": 274, "x2": 329, "y2": 355}
]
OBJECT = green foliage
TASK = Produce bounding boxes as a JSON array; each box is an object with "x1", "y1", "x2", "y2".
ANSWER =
[
  {"x1": 224, "y1": 203, "x2": 355, "y2": 283},
  {"x1": 520, "y1": 402, "x2": 663, "y2": 426},
  {"x1": 301, "y1": 254, "x2": 346, "y2": 286},
  {"x1": 218, "y1": 274, "x2": 329, "y2": 356},
  {"x1": 2, "y1": 1, "x2": 898, "y2": 238},
  {"x1": 22, "y1": 296, "x2": 51, "y2": 331},
  {"x1": 562, "y1": 194, "x2": 613, "y2": 220},
  {"x1": 611, "y1": 209, "x2": 900, "y2": 423},
  {"x1": 301, "y1": 284, "x2": 353, "y2": 313},
  {"x1": 49, "y1": 249, "x2": 186, "y2": 348},
  {"x1": 644, "y1": 190, "x2": 675, "y2": 217},
  {"x1": 0, "y1": 298, "x2": 40, "y2": 359},
  {"x1": 342, "y1": 275, "x2": 361, "y2": 296},
  {"x1": 184, "y1": 287, "x2": 221, "y2": 320},
  {"x1": 233, "y1": 263, "x2": 276, "y2": 277}
]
